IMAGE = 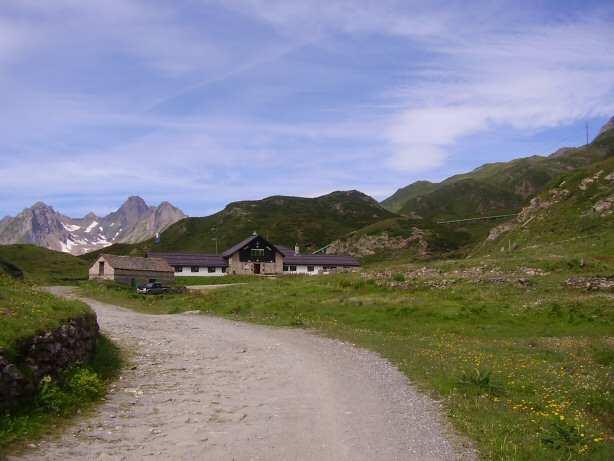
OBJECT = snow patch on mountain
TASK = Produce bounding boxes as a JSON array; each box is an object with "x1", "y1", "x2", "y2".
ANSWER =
[
  {"x1": 85, "y1": 221, "x2": 99, "y2": 233},
  {"x1": 0, "y1": 197, "x2": 186, "y2": 255},
  {"x1": 62, "y1": 223, "x2": 81, "y2": 232}
]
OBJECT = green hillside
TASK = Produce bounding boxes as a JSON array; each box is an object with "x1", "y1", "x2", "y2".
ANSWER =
[
  {"x1": 81, "y1": 190, "x2": 396, "y2": 261},
  {"x1": 382, "y1": 134, "x2": 614, "y2": 223},
  {"x1": 478, "y1": 154, "x2": 614, "y2": 258},
  {"x1": 380, "y1": 181, "x2": 439, "y2": 213},
  {"x1": 0, "y1": 244, "x2": 89, "y2": 283}
]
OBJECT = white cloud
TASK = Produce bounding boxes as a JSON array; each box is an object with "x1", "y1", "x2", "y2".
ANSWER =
[
  {"x1": 1, "y1": 0, "x2": 614, "y2": 214},
  {"x1": 383, "y1": 16, "x2": 614, "y2": 171}
]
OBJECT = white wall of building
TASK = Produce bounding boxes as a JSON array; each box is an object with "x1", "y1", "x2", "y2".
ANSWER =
[
  {"x1": 174, "y1": 266, "x2": 227, "y2": 277},
  {"x1": 285, "y1": 265, "x2": 324, "y2": 275}
]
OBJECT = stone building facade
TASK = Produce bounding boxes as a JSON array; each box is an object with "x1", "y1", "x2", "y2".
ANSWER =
[{"x1": 89, "y1": 254, "x2": 175, "y2": 286}]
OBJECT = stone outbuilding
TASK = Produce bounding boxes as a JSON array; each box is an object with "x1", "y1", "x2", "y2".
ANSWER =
[{"x1": 88, "y1": 254, "x2": 175, "y2": 286}]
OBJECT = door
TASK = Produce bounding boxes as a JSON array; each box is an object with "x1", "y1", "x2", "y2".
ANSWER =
[{"x1": 253, "y1": 263, "x2": 261, "y2": 274}]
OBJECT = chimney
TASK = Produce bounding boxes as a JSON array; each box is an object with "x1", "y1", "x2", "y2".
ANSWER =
[{"x1": 294, "y1": 244, "x2": 300, "y2": 255}]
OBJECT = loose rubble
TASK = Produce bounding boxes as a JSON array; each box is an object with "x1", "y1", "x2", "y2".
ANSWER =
[
  {"x1": 565, "y1": 276, "x2": 614, "y2": 291},
  {"x1": 363, "y1": 265, "x2": 548, "y2": 290}
]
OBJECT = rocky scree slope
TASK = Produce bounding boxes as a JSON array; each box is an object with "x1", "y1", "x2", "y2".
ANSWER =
[{"x1": 0, "y1": 197, "x2": 185, "y2": 255}]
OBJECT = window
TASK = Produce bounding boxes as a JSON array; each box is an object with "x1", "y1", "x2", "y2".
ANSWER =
[
  {"x1": 221, "y1": 267, "x2": 227, "y2": 273},
  {"x1": 174, "y1": 266, "x2": 183, "y2": 273},
  {"x1": 98, "y1": 261, "x2": 104, "y2": 276},
  {"x1": 208, "y1": 267, "x2": 216, "y2": 273},
  {"x1": 190, "y1": 266, "x2": 199, "y2": 273},
  {"x1": 283, "y1": 265, "x2": 289, "y2": 272},
  {"x1": 307, "y1": 265, "x2": 314, "y2": 272},
  {"x1": 250, "y1": 248, "x2": 265, "y2": 260},
  {"x1": 290, "y1": 265, "x2": 297, "y2": 272}
]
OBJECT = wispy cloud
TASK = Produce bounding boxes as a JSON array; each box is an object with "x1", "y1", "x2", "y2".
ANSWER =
[
  {"x1": 0, "y1": 1, "x2": 613, "y2": 216},
  {"x1": 384, "y1": 15, "x2": 614, "y2": 170}
]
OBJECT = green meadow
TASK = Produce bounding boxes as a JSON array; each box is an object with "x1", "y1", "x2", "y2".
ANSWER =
[{"x1": 80, "y1": 253, "x2": 614, "y2": 461}]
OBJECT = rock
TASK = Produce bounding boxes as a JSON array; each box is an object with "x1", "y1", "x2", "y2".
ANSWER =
[
  {"x1": 579, "y1": 171, "x2": 603, "y2": 191},
  {"x1": 593, "y1": 194, "x2": 614, "y2": 217},
  {"x1": 0, "y1": 314, "x2": 99, "y2": 409},
  {"x1": 565, "y1": 276, "x2": 614, "y2": 291},
  {"x1": 325, "y1": 228, "x2": 431, "y2": 258}
]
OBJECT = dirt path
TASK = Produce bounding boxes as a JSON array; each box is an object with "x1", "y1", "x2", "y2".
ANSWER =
[{"x1": 13, "y1": 287, "x2": 474, "y2": 460}]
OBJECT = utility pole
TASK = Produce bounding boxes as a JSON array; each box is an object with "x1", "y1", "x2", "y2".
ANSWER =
[{"x1": 211, "y1": 227, "x2": 218, "y2": 254}]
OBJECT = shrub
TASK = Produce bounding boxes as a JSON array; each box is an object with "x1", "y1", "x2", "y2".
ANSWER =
[
  {"x1": 392, "y1": 273, "x2": 406, "y2": 282},
  {"x1": 37, "y1": 376, "x2": 75, "y2": 415},
  {"x1": 67, "y1": 368, "x2": 105, "y2": 400},
  {"x1": 457, "y1": 368, "x2": 504, "y2": 396},
  {"x1": 541, "y1": 418, "x2": 585, "y2": 452}
]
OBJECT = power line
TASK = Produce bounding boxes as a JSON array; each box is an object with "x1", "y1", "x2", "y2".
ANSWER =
[{"x1": 436, "y1": 213, "x2": 519, "y2": 224}]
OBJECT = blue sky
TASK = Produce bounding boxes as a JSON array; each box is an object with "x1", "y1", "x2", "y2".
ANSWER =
[{"x1": 1, "y1": 0, "x2": 613, "y2": 217}]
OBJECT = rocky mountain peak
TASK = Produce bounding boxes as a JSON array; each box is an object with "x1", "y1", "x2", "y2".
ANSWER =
[
  {"x1": 0, "y1": 197, "x2": 185, "y2": 255},
  {"x1": 30, "y1": 201, "x2": 53, "y2": 211}
]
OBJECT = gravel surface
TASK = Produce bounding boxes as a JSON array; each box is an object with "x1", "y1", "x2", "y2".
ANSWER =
[{"x1": 12, "y1": 287, "x2": 475, "y2": 460}]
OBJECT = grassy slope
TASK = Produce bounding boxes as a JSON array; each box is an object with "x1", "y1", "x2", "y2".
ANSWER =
[
  {"x1": 479, "y1": 154, "x2": 614, "y2": 259},
  {"x1": 0, "y1": 275, "x2": 91, "y2": 360},
  {"x1": 0, "y1": 245, "x2": 89, "y2": 283},
  {"x1": 81, "y1": 190, "x2": 396, "y2": 262},
  {"x1": 81, "y1": 250, "x2": 614, "y2": 460},
  {"x1": 380, "y1": 180, "x2": 439, "y2": 213},
  {"x1": 382, "y1": 136, "x2": 613, "y2": 224},
  {"x1": 0, "y1": 277, "x2": 122, "y2": 452}
]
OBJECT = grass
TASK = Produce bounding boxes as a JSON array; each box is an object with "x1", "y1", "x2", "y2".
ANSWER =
[
  {"x1": 79, "y1": 256, "x2": 614, "y2": 460},
  {"x1": 0, "y1": 275, "x2": 91, "y2": 361},
  {"x1": 0, "y1": 275, "x2": 122, "y2": 453},
  {"x1": 0, "y1": 244, "x2": 88, "y2": 284},
  {"x1": 0, "y1": 335, "x2": 122, "y2": 453},
  {"x1": 175, "y1": 274, "x2": 271, "y2": 285}
]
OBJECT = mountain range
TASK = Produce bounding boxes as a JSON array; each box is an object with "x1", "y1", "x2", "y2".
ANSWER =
[
  {"x1": 81, "y1": 190, "x2": 395, "y2": 261},
  {"x1": 1, "y1": 117, "x2": 612, "y2": 262},
  {"x1": 0, "y1": 197, "x2": 186, "y2": 255}
]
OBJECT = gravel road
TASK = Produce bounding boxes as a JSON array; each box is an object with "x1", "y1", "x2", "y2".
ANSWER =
[{"x1": 12, "y1": 287, "x2": 474, "y2": 460}]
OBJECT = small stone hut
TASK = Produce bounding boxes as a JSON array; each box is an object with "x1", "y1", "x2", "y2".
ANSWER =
[{"x1": 89, "y1": 254, "x2": 174, "y2": 286}]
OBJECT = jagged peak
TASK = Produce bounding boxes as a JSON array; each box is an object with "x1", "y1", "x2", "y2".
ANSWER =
[
  {"x1": 31, "y1": 201, "x2": 52, "y2": 210},
  {"x1": 122, "y1": 195, "x2": 148, "y2": 206}
]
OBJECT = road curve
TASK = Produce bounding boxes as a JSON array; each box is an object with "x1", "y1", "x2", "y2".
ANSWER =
[{"x1": 13, "y1": 287, "x2": 474, "y2": 460}]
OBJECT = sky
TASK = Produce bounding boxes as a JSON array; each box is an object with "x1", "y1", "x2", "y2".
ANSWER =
[{"x1": 1, "y1": 0, "x2": 613, "y2": 218}]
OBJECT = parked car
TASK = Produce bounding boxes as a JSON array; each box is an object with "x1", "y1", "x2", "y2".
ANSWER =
[{"x1": 136, "y1": 282, "x2": 168, "y2": 295}]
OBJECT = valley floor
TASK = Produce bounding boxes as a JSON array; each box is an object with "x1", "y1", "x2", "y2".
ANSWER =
[{"x1": 11, "y1": 288, "x2": 473, "y2": 461}]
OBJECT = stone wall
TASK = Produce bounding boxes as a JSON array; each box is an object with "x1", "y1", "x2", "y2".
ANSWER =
[{"x1": 0, "y1": 314, "x2": 99, "y2": 409}]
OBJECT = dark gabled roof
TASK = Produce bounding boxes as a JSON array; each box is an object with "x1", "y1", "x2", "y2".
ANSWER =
[
  {"x1": 148, "y1": 252, "x2": 228, "y2": 268},
  {"x1": 221, "y1": 234, "x2": 282, "y2": 258},
  {"x1": 283, "y1": 254, "x2": 360, "y2": 267},
  {"x1": 221, "y1": 234, "x2": 259, "y2": 257},
  {"x1": 100, "y1": 254, "x2": 174, "y2": 272}
]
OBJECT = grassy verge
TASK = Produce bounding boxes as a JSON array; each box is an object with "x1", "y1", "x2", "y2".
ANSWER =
[
  {"x1": 175, "y1": 274, "x2": 270, "y2": 285},
  {"x1": 0, "y1": 334, "x2": 122, "y2": 452},
  {"x1": 79, "y1": 259, "x2": 613, "y2": 460},
  {"x1": 0, "y1": 275, "x2": 123, "y2": 453},
  {"x1": 0, "y1": 275, "x2": 90, "y2": 361}
]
